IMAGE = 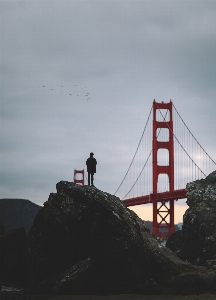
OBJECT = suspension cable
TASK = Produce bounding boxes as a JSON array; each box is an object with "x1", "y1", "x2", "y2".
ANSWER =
[
  {"x1": 123, "y1": 151, "x2": 152, "y2": 199},
  {"x1": 121, "y1": 101, "x2": 214, "y2": 200},
  {"x1": 156, "y1": 103, "x2": 207, "y2": 177},
  {"x1": 114, "y1": 105, "x2": 153, "y2": 195},
  {"x1": 173, "y1": 103, "x2": 216, "y2": 165},
  {"x1": 122, "y1": 109, "x2": 169, "y2": 199}
]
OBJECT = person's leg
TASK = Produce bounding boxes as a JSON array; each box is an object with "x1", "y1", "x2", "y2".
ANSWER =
[
  {"x1": 91, "y1": 173, "x2": 94, "y2": 186},
  {"x1": 88, "y1": 172, "x2": 90, "y2": 186}
]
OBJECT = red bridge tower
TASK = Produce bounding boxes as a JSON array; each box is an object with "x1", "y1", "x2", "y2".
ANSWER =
[
  {"x1": 74, "y1": 169, "x2": 84, "y2": 185},
  {"x1": 152, "y1": 100, "x2": 175, "y2": 238}
]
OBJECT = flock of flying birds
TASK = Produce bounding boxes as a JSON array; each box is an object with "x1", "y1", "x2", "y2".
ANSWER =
[{"x1": 42, "y1": 85, "x2": 91, "y2": 100}]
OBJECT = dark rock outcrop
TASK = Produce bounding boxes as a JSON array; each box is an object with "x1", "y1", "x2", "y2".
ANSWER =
[
  {"x1": 0, "y1": 199, "x2": 40, "y2": 286},
  {"x1": 0, "y1": 198, "x2": 41, "y2": 235},
  {"x1": 27, "y1": 181, "x2": 213, "y2": 294},
  {"x1": 167, "y1": 170, "x2": 216, "y2": 268},
  {"x1": 0, "y1": 228, "x2": 28, "y2": 286},
  {"x1": 166, "y1": 230, "x2": 184, "y2": 255},
  {"x1": 0, "y1": 221, "x2": 5, "y2": 236}
]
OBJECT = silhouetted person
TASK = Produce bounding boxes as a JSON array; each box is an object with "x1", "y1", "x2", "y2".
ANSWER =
[{"x1": 86, "y1": 152, "x2": 97, "y2": 186}]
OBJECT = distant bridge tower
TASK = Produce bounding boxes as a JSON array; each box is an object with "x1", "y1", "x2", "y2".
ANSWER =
[
  {"x1": 74, "y1": 169, "x2": 84, "y2": 185},
  {"x1": 152, "y1": 100, "x2": 175, "y2": 238}
]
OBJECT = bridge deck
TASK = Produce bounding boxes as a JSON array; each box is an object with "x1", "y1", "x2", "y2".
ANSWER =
[{"x1": 122, "y1": 189, "x2": 187, "y2": 207}]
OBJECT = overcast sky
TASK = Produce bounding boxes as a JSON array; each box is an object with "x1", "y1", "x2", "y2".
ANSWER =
[{"x1": 1, "y1": 1, "x2": 216, "y2": 222}]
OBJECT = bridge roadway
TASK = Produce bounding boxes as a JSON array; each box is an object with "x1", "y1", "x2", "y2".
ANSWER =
[{"x1": 122, "y1": 188, "x2": 187, "y2": 207}]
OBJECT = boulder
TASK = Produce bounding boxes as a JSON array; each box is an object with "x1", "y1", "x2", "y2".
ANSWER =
[
  {"x1": 167, "y1": 170, "x2": 216, "y2": 266},
  {"x1": 166, "y1": 230, "x2": 184, "y2": 259},
  {"x1": 27, "y1": 181, "x2": 212, "y2": 294}
]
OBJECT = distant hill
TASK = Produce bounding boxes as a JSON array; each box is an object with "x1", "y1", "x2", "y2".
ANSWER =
[
  {"x1": 145, "y1": 220, "x2": 181, "y2": 232},
  {"x1": 0, "y1": 198, "x2": 41, "y2": 235}
]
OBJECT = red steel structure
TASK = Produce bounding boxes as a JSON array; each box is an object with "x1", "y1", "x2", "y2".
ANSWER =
[
  {"x1": 122, "y1": 100, "x2": 187, "y2": 239},
  {"x1": 74, "y1": 169, "x2": 85, "y2": 185},
  {"x1": 152, "y1": 100, "x2": 175, "y2": 237}
]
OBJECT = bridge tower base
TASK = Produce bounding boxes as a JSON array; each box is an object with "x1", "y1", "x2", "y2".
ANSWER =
[{"x1": 152, "y1": 100, "x2": 175, "y2": 239}]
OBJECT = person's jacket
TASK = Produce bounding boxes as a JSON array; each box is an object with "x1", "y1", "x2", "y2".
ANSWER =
[{"x1": 86, "y1": 157, "x2": 97, "y2": 173}]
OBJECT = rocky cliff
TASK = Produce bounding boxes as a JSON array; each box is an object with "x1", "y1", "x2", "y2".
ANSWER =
[
  {"x1": 167, "y1": 171, "x2": 216, "y2": 270},
  {"x1": 1, "y1": 178, "x2": 216, "y2": 294},
  {"x1": 27, "y1": 181, "x2": 214, "y2": 294}
]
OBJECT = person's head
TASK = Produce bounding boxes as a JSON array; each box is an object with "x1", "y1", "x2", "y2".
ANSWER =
[{"x1": 90, "y1": 152, "x2": 94, "y2": 157}]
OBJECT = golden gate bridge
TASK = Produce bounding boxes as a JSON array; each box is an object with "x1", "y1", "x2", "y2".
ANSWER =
[{"x1": 74, "y1": 100, "x2": 216, "y2": 239}]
